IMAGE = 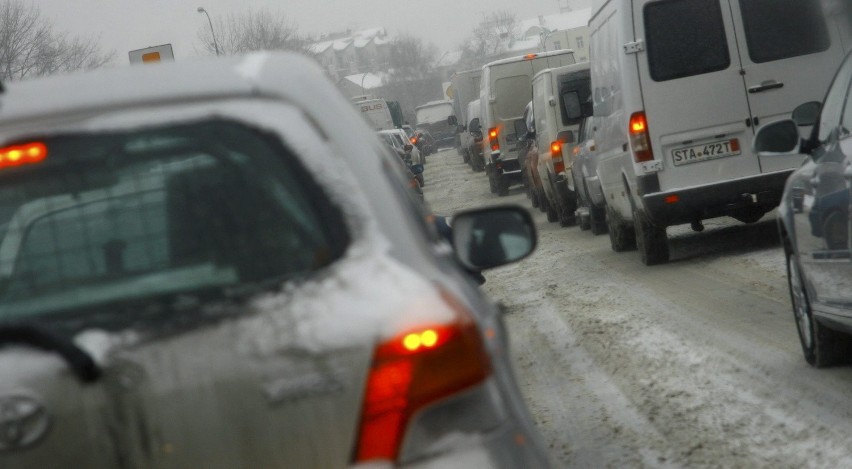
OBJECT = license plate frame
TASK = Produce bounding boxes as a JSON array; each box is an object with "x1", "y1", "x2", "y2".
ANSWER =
[{"x1": 671, "y1": 138, "x2": 741, "y2": 166}]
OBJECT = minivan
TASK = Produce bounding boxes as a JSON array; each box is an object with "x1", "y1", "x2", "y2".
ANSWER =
[
  {"x1": 531, "y1": 62, "x2": 592, "y2": 226},
  {"x1": 589, "y1": 0, "x2": 850, "y2": 265},
  {"x1": 480, "y1": 50, "x2": 576, "y2": 196}
]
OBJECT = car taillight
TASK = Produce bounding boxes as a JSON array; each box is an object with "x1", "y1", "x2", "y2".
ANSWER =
[
  {"x1": 354, "y1": 292, "x2": 491, "y2": 463},
  {"x1": 551, "y1": 141, "x2": 565, "y2": 174},
  {"x1": 0, "y1": 142, "x2": 47, "y2": 169},
  {"x1": 629, "y1": 111, "x2": 654, "y2": 163},
  {"x1": 488, "y1": 127, "x2": 499, "y2": 152},
  {"x1": 411, "y1": 137, "x2": 417, "y2": 144}
]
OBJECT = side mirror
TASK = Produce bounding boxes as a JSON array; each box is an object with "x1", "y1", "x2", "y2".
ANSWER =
[
  {"x1": 556, "y1": 130, "x2": 575, "y2": 144},
  {"x1": 447, "y1": 115, "x2": 458, "y2": 126},
  {"x1": 469, "y1": 118, "x2": 481, "y2": 133},
  {"x1": 753, "y1": 119, "x2": 801, "y2": 155},
  {"x1": 451, "y1": 205, "x2": 537, "y2": 271},
  {"x1": 404, "y1": 144, "x2": 413, "y2": 152},
  {"x1": 792, "y1": 101, "x2": 821, "y2": 127},
  {"x1": 409, "y1": 163, "x2": 424, "y2": 174}
]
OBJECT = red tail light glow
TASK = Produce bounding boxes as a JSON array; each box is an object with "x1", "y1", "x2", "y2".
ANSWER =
[
  {"x1": 524, "y1": 53, "x2": 538, "y2": 60},
  {"x1": 551, "y1": 141, "x2": 565, "y2": 174},
  {"x1": 410, "y1": 137, "x2": 417, "y2": 144},
  {"x1": 488, "y1": 127, "x2": 499, "y2": 152},
  {"x1": 629, "y1": 112, "x2": 654, "y2": 163},
  {"x1": 354, "y1": 292, "x2": 491, "y2": 463},
  {"x1": 0, "y1": 142, "x2": 47, "y2": 169}
]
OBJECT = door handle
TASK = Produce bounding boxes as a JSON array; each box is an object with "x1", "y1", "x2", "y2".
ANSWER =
[{"x1": 748, "y1": 80, "x2": 784, "y2": 94}]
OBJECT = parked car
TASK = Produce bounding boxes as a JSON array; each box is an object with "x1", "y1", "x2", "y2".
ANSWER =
[
  {"x1": 531, "y1": 62, "x2": 592, "y2": 227},
  {"x1": 0, "y1": 52, "x2": 552, "y2": 468},
  {"x1": 753, "y1": 50, "x2": 852, "y2": 368},
  {"x1": 590, "y1": 0, "x2": 848, "y2": 265}
]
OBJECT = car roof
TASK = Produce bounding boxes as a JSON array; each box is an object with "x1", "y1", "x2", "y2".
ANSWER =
[{"x1": 0, "y1": 52, "x2": 333, "y2": 128}]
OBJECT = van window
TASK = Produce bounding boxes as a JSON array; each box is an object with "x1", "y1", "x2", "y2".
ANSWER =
[
  {"x1": 644, "y1": 0, "x2": 731, "y2": 82},
  {"x1": 495, "y1": 75, "x2": 532, "y2": 120},
  {"x1": 739, "y1": 0, "x2": 830, "y2": 64}
]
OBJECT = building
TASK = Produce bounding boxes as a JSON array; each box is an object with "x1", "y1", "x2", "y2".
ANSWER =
[
  {"x1": 309, "y1": 28, "x2": 390, "y2": 82},
  {"x1": 518, "y1": 8, "x2": 592, "y2": 62}
]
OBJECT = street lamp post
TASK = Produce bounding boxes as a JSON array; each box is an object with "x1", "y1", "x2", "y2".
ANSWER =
[{"x1": 197, "y1": 7, "x2": 221, "y2": 57}]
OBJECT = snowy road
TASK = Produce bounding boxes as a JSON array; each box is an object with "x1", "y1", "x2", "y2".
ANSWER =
[{"x1": 422, "y1": 149, "x2": 852, "y2": 468}]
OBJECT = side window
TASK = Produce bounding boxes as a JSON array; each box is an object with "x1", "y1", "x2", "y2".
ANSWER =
[
  {"x1": 644, "y1": 0, "x2": 731, "y2": 81},
  {"x1": 818, "y1": 57, "x2": 852, "y2": 143},
  {"x1": 739, "y1": 0, "x2": 830, "y2": 64}
]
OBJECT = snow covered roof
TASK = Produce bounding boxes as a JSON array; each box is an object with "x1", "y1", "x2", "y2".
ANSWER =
[
  {"x1": 309, "y1": 41, "x2": 334, "y2": 54},
  {"x1": 333, "y1": 39, "x2": 352, "y2": 51},
  {"x1": 309, "y1": 27, "x2": 388, "y2": 53},
  {"x1": 519, "y1": 8, "x2": 592, "y2": 37},
  {"x1": 343, "y1": 72, "x2": 385, "y2": 90}
]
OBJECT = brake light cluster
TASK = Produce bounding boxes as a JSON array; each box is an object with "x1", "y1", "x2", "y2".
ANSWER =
[
  {"x1": 0, "y1": 142, "x2": 47, "y2": 169},
  {"x1": 550, "y1": 141, "x2": 565, "y2": 174},
  {"x1": 354, "y1": 292, "x2": 491, "y2": 463},
  {"x1": 488, "y1": 127, "x2": 499, "y2": 152},
  {"x1": 629, "y1": 112, "x2": 654, "y2": 163}
]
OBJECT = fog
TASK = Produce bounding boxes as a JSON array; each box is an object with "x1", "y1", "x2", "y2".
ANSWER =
[{"x1": 37, "y1": 0, "x2": 590, "y2": 62}]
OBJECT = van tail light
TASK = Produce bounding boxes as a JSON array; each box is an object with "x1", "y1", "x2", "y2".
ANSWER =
[
  {"x1": 488, "y1": 127, "x2": 500, "y2": 152},
  {"x1": 411, "y1": 137, "x2": 418, "y2": 144},
  {"x1": 354, "y1": 292, "x2": 491, "y2": 463},
  {"x1": 0, "y1": 142, "x2": 47, "y2": 169},
  {"x1": 629, "y1": 111, "x2": 654, "y2": 163},
  {"x1": 551, "y1": 141, "x2": 565, "y2": 174}
]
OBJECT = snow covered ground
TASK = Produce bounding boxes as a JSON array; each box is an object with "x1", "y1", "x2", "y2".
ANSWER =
[{"x1": 422, "y1": 149, "x2": 852, "y2": 468}]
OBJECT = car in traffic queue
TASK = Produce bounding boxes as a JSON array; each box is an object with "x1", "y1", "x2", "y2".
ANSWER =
[
  {"x1": 754, "y1": 50, "x2": 852, "y2": 368},
  {"x1": 0, "y1": 52, "x2": 552, "y2": 468}
]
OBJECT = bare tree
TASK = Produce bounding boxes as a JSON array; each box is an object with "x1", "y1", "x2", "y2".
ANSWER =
[
  {"x1": 458, "y1": 10, "x2": 520, "y2": 69},
  {"x1": 197, "y1": 9, "x2": 310, "y2": 56},
  {"x1": 381, "y1": 35, "x2": 442, "y2": 123},
  {"x1": 0, "y1": 0, "x2": 113, "y2": 81}
]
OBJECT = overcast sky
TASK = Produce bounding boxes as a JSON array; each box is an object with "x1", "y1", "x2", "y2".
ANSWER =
[{"x1": 37, "y1": 0, "x2": 589, "y2": 64}]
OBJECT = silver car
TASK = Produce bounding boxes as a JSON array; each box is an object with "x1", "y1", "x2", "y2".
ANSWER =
[{"x1": 0, "y1": 52, "x2": 550, "y2": 467}]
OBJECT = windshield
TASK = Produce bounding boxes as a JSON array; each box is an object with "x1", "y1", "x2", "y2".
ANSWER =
[{"x1": 0, "y1": 121, "x2": 348, "y2": 322}]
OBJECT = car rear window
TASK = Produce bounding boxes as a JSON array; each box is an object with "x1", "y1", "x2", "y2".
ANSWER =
[
  {"x1": 644, "y1": 0, "x2": 731, "y2": 82},
  {"x1": 0, "y1": 120, "x2": 349, "y2": 323},
  {"x1": 739, "y1": 0, "x2": 830, "y2": 64}
]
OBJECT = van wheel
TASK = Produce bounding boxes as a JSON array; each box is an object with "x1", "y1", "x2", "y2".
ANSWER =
[
  {"x1": 544, "y1": 197, "x2": 558, "y2": 222},
  {"x1": 557, "y1": 196, "x2": 577, "y2": 227},
  {"x1": 497, "y1": 176, "x2": 510, "y2": 196},
  {"x1": 488, "y1": 169, "x2": 498, "y2": 194},
  {"x1": 633, "y1": 207, "x2": 669, "y2": 265},
  {"x1": 529, "y1": 185, "x2": 540, "y2": 208},
  {"x1": 590, "y1": 205, "x2": 608, "y2": 235},
  {"x1": 606, "y1": 204, "x2": 636, "y2": 252},
  {"x1": 579, "y1": 212, "x2": 591, "y2": 231}
]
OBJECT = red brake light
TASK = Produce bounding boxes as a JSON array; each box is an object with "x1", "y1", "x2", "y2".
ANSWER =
[
  {"x1": 0, "y1": 142, "x2": 47, "y2": 169},
  {"x1": 551, "y1": 141, "x2": 565, "y2": 174},
  {"x1": 354, "y1": 292, "x2": 491, "y2": 463},
  {"x1": 488, "y1": 127, "x2": 499, "y2": 152},
  {"x1": 629, "y1": 112, "x2": 654, "y2": 163},
  {"x1": 410, "y1": 137, "x2": 417, "y2": 144}
]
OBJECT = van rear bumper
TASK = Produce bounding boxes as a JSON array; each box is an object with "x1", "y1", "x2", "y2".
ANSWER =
[{"x1": 641, "y1": 170, "x2": 794, "y2": 227}]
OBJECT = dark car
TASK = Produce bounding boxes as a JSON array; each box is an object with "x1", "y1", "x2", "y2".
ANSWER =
[{"x1": 754, "y1": 51, "x2": 852, "y2": 367}]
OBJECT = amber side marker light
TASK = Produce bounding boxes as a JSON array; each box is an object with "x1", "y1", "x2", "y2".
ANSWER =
[{"x1": 0, "y1": 142, "x2": 47, "y2": 169}]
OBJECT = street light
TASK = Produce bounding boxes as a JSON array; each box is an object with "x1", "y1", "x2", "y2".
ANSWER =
[{"x1": 197, "y1": 7, "x2": 220, "y2": 57}]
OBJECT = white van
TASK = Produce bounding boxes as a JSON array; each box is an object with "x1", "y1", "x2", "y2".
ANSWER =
[
  {"x1": 355, "y1": 98, "x2": 394, "y2": 131},
  {"x1": 480, "y1": 50, "x2": 576, "y2": 195},
  {"x1": 590, "y1": 0, "x2": 849, "y2": 265},
  {"x1": 531, "y1": 62, "x2": 592, "y2": 226}
]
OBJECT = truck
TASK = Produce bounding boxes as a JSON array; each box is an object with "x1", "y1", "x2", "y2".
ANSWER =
[
  {"x1": 355, "y1": 98, "x2": 394, "y2": 131},
  {"x1": 414, "y1": 100, "x2": 456, "y2": 150}
]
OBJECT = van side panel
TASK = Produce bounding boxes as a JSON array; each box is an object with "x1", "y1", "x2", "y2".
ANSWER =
[{"x1": 591, "y1": 0, "x2": 641, "y2": 219}]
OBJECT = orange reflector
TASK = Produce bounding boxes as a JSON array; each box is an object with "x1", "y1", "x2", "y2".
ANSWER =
[
  {"x1": 142, "y1": 52, "x2": 161, "y2": 63},
  {"x1": 664, "y1": 195, "x2": 680, "y2": 204},
  {"x1": 0, "y1": 142, "x2": 47, "y2": 168},
  {"x1": 550, "y1": 142, "x2": 561, "y2": 154},
  {"x1": 524, "y1": 53, "x2": 538, "y2": 60}
]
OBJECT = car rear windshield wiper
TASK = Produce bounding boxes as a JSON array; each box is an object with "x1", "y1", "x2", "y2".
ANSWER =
[{"x1": 0, "y1": 323, "x2": 101, "y2": 383}]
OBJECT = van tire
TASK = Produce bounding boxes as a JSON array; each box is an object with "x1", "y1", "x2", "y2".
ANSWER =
[
  {"x1": 579, "y1": 212, "x2": 591, "y2": 230},
  {"x1": 544, "y1": 197, "x2": 558, "y2": 222},
  {"x1": 557, "y1": 196, "x2": 577, "y2": 227},
  {"x1": 606, "y1": 204, "x2": 636, "y2": 252},
  {"x1": 590, "y1": 205, "x2": 608, "y2": 235},
  {"x1": 497, "y1": 176, "x2": 510, "y2": 196},
  {"x1": 488, "y1": 169, "x2": 498, "y2": 194},
  {"x1": 633, "y1": 207, "x2": 669, "y2": 265}
]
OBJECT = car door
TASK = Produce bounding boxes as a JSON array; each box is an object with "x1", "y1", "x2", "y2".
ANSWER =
[
  {"x1": 793, "y1": 54, "x2": 852, "y2": 309},
  {"x1": 729, "y1": 0, "x2": 847, "y2": 173}
]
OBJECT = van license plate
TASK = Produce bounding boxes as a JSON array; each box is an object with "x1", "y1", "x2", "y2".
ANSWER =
[{"x1": 672, "y1": 139, "x2": 740, "y2": 166}]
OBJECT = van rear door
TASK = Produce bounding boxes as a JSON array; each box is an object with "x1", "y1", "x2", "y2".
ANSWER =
[
  {"x1": 634, "y1": 0, "x2": 759, "y2": 191},
  {"x1": 729, "y1": 0, "x2": 846, "y2": 172}
]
